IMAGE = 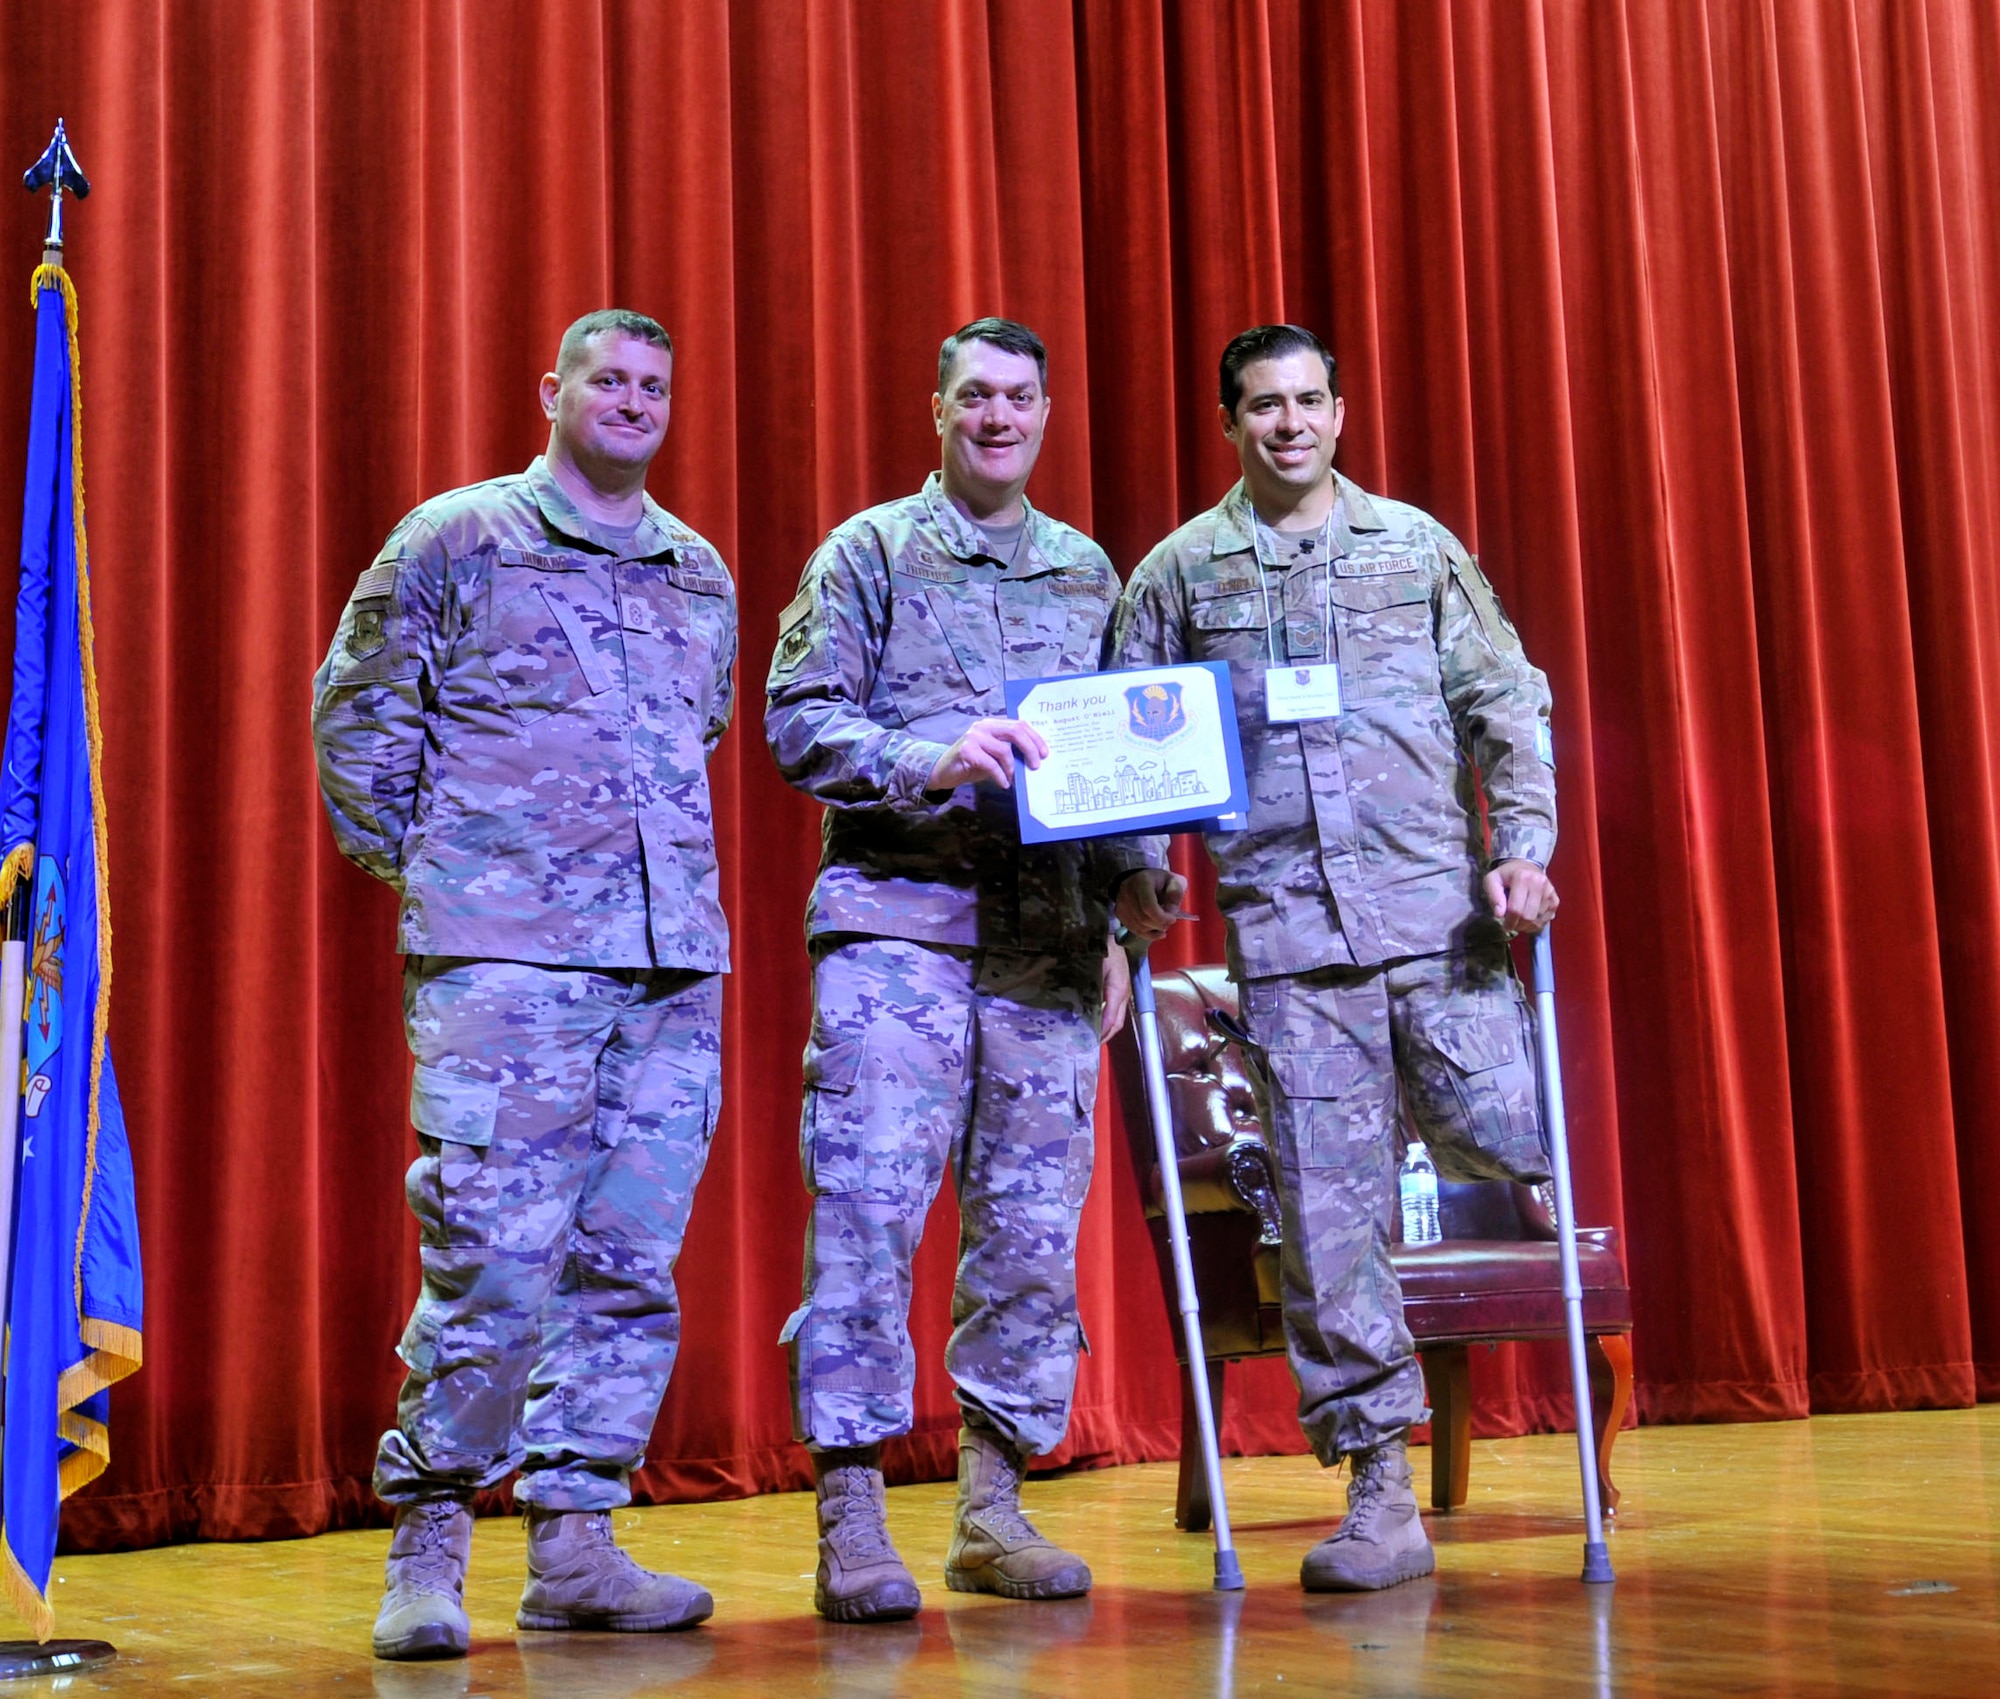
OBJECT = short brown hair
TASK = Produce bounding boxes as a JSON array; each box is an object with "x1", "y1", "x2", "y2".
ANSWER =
[
  {"x1": 556, "y1": 309, "x2": 672, "y2": 376},
  {"x1": 1219, "y1": 324, "x2": 1337, "y2": 413},
  {"x1": 937, "y1": 317, "x2": 1048, "y2": 394}
]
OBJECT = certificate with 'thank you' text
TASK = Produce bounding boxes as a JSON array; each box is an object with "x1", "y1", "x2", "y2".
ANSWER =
[{"x1": 1005, "y1": 661, "x2": 1249, "y2": 844}]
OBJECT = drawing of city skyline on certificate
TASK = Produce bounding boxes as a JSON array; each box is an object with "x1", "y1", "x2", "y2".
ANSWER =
[{"x1": 1006, "y1": 661, "x2": 1248, "y2": 843}]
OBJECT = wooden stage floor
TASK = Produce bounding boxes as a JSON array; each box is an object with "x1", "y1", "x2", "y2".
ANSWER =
[{"x1": 28, "y1": 1407, "x2": 2000, "y2": 1697}]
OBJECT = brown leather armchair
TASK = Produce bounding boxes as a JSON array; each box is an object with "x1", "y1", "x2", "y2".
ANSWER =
[{"x1": 1106, "y1": 963, "x2": 1633, "y2": 1532}]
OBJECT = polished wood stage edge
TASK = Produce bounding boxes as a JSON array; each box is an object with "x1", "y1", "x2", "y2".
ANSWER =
[{"x1": 25, "y1": 1409, "x2": 2000, "y2": 1697}]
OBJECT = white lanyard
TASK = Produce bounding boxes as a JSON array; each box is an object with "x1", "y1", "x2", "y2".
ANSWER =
[
  {"x1": 1253, "y1": 512, "x2": 1334, "y2": 659},
  {"x1": 1253, "y1": 512, "x2": 1343, "y2": 722}
]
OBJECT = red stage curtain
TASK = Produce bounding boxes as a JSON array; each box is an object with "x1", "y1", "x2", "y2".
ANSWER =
[{"x1": 0, "y1": 0, "x2": 1993, "y2": 1551}]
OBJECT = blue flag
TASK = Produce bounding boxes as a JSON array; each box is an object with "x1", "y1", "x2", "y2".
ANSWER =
[{"x1": 0, "y1": 264, "x2": 143, "y2": 1639}]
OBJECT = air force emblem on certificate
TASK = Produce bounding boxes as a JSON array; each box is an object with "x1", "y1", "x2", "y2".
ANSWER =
[
  {"x1": 1125, "y1": 681, "x2": 1189, "y2": 744},
  {"x1": 1008, "y1": 661, "x2": 1249, "y2": 843}
]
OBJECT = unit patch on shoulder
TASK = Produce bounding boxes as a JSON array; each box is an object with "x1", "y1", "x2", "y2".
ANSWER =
[
  {"x1": 775, "y1": 626, "x2": 813, "y2": 671},
  {"x1": 1448, "y1": 549, "x2": 1521, "y2": 644},
  {"x1": 773, "y1": 585, "x2": 819, "y2": 675},
  {"x1": 346, "y1": 603, "x2": 388, "y2": 659}
]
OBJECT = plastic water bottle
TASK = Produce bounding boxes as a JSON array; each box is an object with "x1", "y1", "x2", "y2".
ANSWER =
[{"x1": 1399, "y1": 1141, "x2": 1442, "y2": 1245}]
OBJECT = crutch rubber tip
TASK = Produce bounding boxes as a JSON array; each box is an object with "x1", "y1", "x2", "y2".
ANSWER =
[
  {"x1": 1213, "y1": 1551, "x2": 1245, "y2": 1591},
  {"x1": 1580, "y1": 1542, "x2": 1615, "y2": 1585}
]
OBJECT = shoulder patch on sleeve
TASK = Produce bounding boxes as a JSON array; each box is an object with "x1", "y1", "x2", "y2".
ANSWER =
[
  {"x1": 1449, "y1": 548, "x2": 1521, "y2": 644},
  {"x1": 780, "y1": 585, "x2": 815, "y2": 632},
  {"x1": 354, "y1": 561, "x2": 397, "y2": 600},
  {"x1": 772, "y1": 579, "x2": 829, "y2": 679}
]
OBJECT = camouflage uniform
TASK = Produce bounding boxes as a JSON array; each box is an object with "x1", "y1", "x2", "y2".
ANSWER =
[
  {"x1": 766, "y1": 472, "x2": 1143, "y2": 1455},
  {"x1": 1110, "y1": 473, "x2": 1555, "y2": 1460},
  {"x1": 311, "y1": 456, "x2": 736, "y2": 1509}
]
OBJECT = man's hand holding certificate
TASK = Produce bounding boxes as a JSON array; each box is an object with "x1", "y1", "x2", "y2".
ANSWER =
[{"x1": 1003, "y1": 661, "x2": 1248, "y2": 844}]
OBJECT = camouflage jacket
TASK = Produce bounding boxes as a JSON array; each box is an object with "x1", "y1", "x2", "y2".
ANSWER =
[
  {"x1": 311, "y1": 457, "x2": 737, "y2": 971},
  {"x1": 765, "y1": 472, "x2": 1148, "y2": 955},
  {"x1": 1110, "y1": 474, "x2": 1555, "y2": 979}
]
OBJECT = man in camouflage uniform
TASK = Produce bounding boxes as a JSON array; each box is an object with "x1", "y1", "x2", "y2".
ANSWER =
[
  {"x1": 1110, "y1": 324, "x2": 1559, "y2": 1592},
  {"x1": 765, "y1": 318, "x2": 1148, "y2": 1623},
  {"x1": 312, "y1": 310, "x2": 735, "y2": 1659}
]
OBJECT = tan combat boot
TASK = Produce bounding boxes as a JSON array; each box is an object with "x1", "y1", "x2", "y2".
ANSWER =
[
  {"x1": 372, "y1": 1500, "x2": 474, "y2": 1660},
  {"x1": 944, "y1": 1425, "x2": 1092, "y2": 1600},
  {"x1": 812, "y1": 1447, "x2": 922, "y2": 1623},
  {"x1": 1300, "y1": 1437, "x2": 1436, "y2": 1591},
  {"x1": 516, "y1": 1509, "x2": 713, "y2": 1632}
]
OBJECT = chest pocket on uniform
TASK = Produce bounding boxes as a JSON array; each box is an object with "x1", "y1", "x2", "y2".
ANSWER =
[
  {"x1": 1031, "y1": 573, "x2": 1111, "y2": 675},
  {"x1": 883, "y1": 569, "x2": 995, "y2": 722},
  {"x1": 996, "y1": 576, "x2": 1102, "y2": 680},
  {"x1": 483, "y1": 552, "x2": 613, "y2": 724},
  {"x1": 658, "y1": 561, "x2": 730, "y2": 713},
  {"x1": 1328, "y1": 566, "x2": 1434, "y2": 703},
  {"x1": 1189, "y1": 578, "x2": 1274, "y2": 664}
]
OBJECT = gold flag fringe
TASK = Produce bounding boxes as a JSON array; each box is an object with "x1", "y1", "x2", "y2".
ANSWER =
[{"x1": 0, "y1": 842, "x2": 32, "y2": 909}]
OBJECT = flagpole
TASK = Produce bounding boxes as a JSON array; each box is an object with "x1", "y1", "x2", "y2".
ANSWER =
[
  {"x1": 0, "y1": 107, "x2": 85, "y2": 1313},
  {"x1": 0, "y1": 114, "x2": 84, "y2": 1324},
  {"x1": 0, "y1": 117, "x2": 117, "y2": 1679}
]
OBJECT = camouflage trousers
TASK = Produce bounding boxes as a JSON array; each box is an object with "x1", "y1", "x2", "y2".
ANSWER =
[
  {"x1": 374, "y1": 956, "x2": 723, "y2": 1511},
  {"x1": 783, "y1": 936, "x2": 1102, "y2": 1457},
  {"x1": 1239, "y1": 939, "x2": 1547, "y2": 1463}
]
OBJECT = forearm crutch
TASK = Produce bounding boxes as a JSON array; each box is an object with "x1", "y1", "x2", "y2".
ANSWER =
[
  {"x1": 1131, "y1": 955, "x2": 1245, "y2": 1590},
  {"x1": 1530, "y1": 927, "x2": 1615, "y2": 1585}
]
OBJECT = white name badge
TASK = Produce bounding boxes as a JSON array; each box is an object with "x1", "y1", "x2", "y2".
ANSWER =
[{"x1": 1264, "y1": 663, "x2": 1342, "y2": 722}]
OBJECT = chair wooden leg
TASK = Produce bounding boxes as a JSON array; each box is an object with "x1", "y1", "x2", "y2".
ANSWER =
[
  {"x1": 1420, "y1": 1344, "x2": 1471, "y2": 1511},
  {"x1": 1176, "y1": 1358, "x2": 1225, "y2": 1533},
  {"x1": 1587, "y1": 1332, "x2": 1633, "y2": 1516}
]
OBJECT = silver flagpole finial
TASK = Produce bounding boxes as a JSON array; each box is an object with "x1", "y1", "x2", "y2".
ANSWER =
[{"x1": 23, "y1": 118, "x2": 91, "y2": 266}]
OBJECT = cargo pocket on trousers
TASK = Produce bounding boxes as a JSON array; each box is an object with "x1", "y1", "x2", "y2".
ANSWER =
[
  {"x1": 410, "y1": 1061, "x2": 502, "y2": 1244},
  {"x1": 1063, "y1": 1051, "x2": 1100, "y2": 1209},
  {"x1": 1426, "y1": 1003, "x2": 1549, "y2": 1184},
  {"x1": 1265, "y1": 1048, "x2": 1348, "y2": 1173},
  {"x1": 801, "y1": 1036, "x2": 866, "y2": 1196}
]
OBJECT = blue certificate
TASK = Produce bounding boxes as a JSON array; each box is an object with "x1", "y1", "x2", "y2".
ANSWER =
[{"x1": 1005, "y1": 662, "x2": 1249, "y2": 844}]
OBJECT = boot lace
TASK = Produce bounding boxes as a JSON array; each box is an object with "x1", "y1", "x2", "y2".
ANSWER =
[
  {"x1": 825, "y1": 1471, "x2": 895, "y2": 1563},
  {"x1": 1333, "y1": 1449, "x2": 1401, "y2": 1542},
  {"x1": 394, "y1": 1503, "x2": 466, "y2": 1594},
  {"x1": 974, "y1": 1449, "x2": 1043, "y2": 1545}
]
